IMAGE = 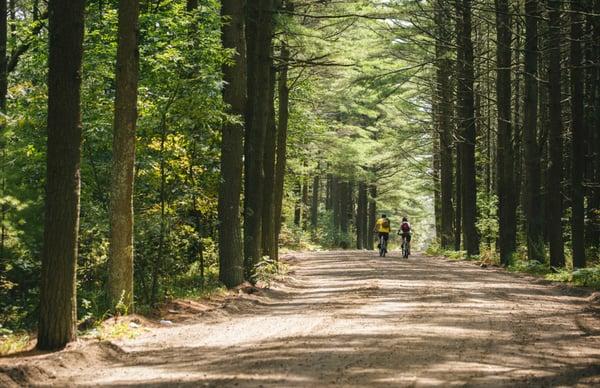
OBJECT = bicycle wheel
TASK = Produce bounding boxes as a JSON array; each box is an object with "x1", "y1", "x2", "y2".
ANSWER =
[{"x1": 379, "y1": 236, "x2": 386, "y2": 257}]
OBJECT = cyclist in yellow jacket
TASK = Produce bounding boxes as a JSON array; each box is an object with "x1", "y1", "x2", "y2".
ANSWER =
[{"x1": 373, "y1": 214, "x2": 391, "y2": 251}]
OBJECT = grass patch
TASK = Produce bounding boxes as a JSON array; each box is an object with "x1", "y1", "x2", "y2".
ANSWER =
[
  {"x1": 546, "y1": 266, "x2": 600, "y2": 289},
  {"x1": 254, "y1": 256, "x2": 289, "y2": 288},
  {"x1": 82, "y1": 321, "x2": 143, "y2": 341},
  {"x1": 0, "y1": 331, "x2": 31, "y2": 355},
  {"x1": 427, "y1": 243, "x2": 600, "y2": 290}
]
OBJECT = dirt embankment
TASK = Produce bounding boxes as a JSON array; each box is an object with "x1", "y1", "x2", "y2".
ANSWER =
[{"x1": 2, "y1": 251, "x2": 600, "y2": 387}]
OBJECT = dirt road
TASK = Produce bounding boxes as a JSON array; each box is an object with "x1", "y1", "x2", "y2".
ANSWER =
[{"x1": 3, "y1": 251, "x2": 600, "y2": 387}]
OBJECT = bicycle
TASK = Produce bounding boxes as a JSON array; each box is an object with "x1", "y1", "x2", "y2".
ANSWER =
[
  {"x1": 401, "y1": 234, "x2": 410, "y2": 258},
  {"x1": 379, "y1": 234, "x2": 388, "y2": 257}
]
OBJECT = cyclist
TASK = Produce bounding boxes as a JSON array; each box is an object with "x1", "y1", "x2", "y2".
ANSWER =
[
  {"x1": 373, "y1": 214, "x2": 391, "y2": 253},
  {"x1": 398, "y1": 216, "x2": 412, "y2": 257}
]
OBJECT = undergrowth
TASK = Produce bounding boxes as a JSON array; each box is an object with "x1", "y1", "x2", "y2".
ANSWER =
[
  {"x1": 254, "y1": 256, "x2": 289, "y2": 288},
  {"x1": 427, "y1": 242, "x2": 600, "y2": 290},
  {"x1": 0, "y1": 330, "x2": 30, "y2": 355}
]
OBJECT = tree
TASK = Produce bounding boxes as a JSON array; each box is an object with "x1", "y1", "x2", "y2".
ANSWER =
[
  {"x1": 457, "y1": 0, "x2": 479, "y2": 256},
  {"x1": 367, "y1": 184, "x2": 377, "y2": 250},
  {"x1": 261, "y1": 62, "x2": 278, "y2": 260},
  {"x1": 244, "y1": 0, "x2": 274, "y2": 279},
  {"x1": 0, "y1": 0, "x2": 7, "y2": 268},
  {"x1": 546, "y1": 0, "x2": 565, "y2": 268},
  {"x1": 38, "y1": 0, "x2": 85, "y2": 350},
  {"x1": 570, "y1": 0, "x2": 586, "y2": 268},
  {"x1": 495, "y1": 0, "x2": 516, "y2": 265},
  {"x1": 218, "y1": 0, "x2": 246, "y2": 288},
  {"x1": 273, "y1": 41, "x2": 290, "y2": 264},
  {"x1": 107, "y1": 0, "x2": 140, "y2": 313},
  {"x1": 434, "y1": 0, "x2": 454, "y2": 249},
  {"x1": 311, "y1": 175, "x2": 319, "y2": 230},
  {"x1": 524, "y1": 0, "x2": 544, "y2": 262}
]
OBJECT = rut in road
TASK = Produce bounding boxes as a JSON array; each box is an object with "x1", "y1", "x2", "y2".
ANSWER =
[{"x1": 5, "y1": 251, "x2": 600, "y2": 387}]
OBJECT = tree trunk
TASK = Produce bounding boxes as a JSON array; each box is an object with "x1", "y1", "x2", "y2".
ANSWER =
[
  {"x1": 311, "y1": 175, "x2": 319, "y2": 229},
  {"x1": 37, "y1": 0, "x2": 85, "y2": 350},
  {"x1": 570, "y1": 0, "x2": 586, "y2": 268},
  {"x1": 301, "y1": 174, "x2": 309, "y2": 230},
  {"x1": 356, "y1": 181, "x2": 368, "y2": 249},
  {"x1": 367, "y1": 184, "x2": 377, "y2": 250},
  {"x1": 524, "y1": 0, "x2": 544, "y2": 261},
  {"x1": 339, "y1": 181, "x2": 349, "y2": 236},
  {"x1": 590, "y1": 0, "x2": 600, "y2": 250},
  {"x1": 332, "y1": 176, "x2": 340, "y2": 233},
  {"x1": 261, "y1": 61, "x2": 277, "y2": 260},
  {"x1": 0, "y1": 0, "x2": 7, "y2": 270},
  {"x1": 513, "y1": 2, "x2": 524, "y2": 235},
  {"x1": 108, "y1": 0, "x2": 140, "y2": 313},
  {"x1": 325, "y1": 174, "x2": 333, "y2": 210},
  {"x1": 433, "y1": 132, "x2": 442, "y2": 240},
  {"x1": 546, "y1": 0, "x2": 565, "y2": 268},
  {"x1": 495, "y1": 0, "x2": 516, "y2": 265},
  {"x1": 435, "y1": 0, "x2": 455, "y2": 249},
  {"x1": 272, "y1": 41, "x2": 289, "y2": 261},
  {"x1": 457, "y1": 0, "x2": 479, "y2": 256},
  {"x1": 294, "y1": 181, "x2": 301, "y2": 226},
  {"x1": 584, "y1": 3, "x2": 599, "y2": 252},
  {"x1": 218, "y1": 0, "x2": 246, "y2": 288},
  {"x1": 454, "y1": 143, "x2": 462, "y2": 251},
  {"x1": 244, "y1": 0, "x2": 273, "y2": 280}
]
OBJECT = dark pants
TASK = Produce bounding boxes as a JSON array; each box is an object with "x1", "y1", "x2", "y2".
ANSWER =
[{"x1": 378, "y1": 232, "x2": 389, "y2": 243}]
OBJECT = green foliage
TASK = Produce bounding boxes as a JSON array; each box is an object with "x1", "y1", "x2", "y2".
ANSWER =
[
  {"x1": 476, "y1": 193, "x2": 499, "y2": 246},
  {"x1": 0, "y1": 332, "x2": 30, "y2": 355},
  {"x1": 1, "y1": 0, "x2": 227, "y2": 330},
  {"x1": 546, "y1": 266, "x2": 600, "y2": 289},
  {"x1": 509, "y1": 260, "x2": 550, "y2": 275},
  {"x1": 254, "y1": 257, "x2": 287, "y2": 288}
]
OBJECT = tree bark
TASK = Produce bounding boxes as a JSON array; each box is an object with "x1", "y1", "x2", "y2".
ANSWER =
[
  {"x1": 435, "y1": 0, "x2": 455, "y2": 249},
  {"x1": 433, "y1": 132, "x2": 442, "y2": 240},
  {"x1": 570, "y1": 0, "x2": 586, "y2": 268},
  {"x1": 367, "y1": 184, "x2": 377, "y2": 250},
  {"x1": 244, "y1": 0, "x2": 274, "y2": 279},
  {"x1": 546, "y1": 0, "x2": 565, "y2": 268},
  {"x1": 332, "y1": 176, "x2": 340, "y2": 233},
  {"x1": 356, "y1": 181, "x2": 368, "y2": 249},
  {"x1": 495, "y1": 0, "x2": 516, "y2": 265},
  {"x1": 590, "y1": 0, "x2": 600, "y2": 250},
  {"x1": 261, "y1": 60, "x2": 277, "y2": 260},
  {"x1": 294, "y1": 181, "x2": 302, "y2": 226},
  {"x1": 338, "y1": 180, "x2": 347, "y2": 243},
  {"x1": 524, "y1": 0, "x2": 544, "y2": 261},
  {"x1": 301, "y1": 174, "x2": 309, "y2": 230},
  {"x1": 108, "y1": 0, "x2": 140, "y2": 313},
  {"x1": 457, "y1": 0, "x2": 479, "y2": 256},
  {"x1": 218, "y1": 0, "x2": 246, "y2": 288},
  {"x1": 273, "y1": 41, "x2": 289, "y2": 260},
  {"x1": 326, "y1": 173, "x2": 333, "y2": 210},
  {"x1": 38, "y1": 0, "x2": 85, "y2": 350},
  {"x1": 311, "y1": 175, "x2": 319, "y2": 230},
  {"x1": 0, "y1": 0, "x2": 7, "y2": 269}
]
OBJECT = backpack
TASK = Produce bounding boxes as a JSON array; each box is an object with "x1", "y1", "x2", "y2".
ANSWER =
[
  {"x1": 382, "y1": 218, "x2": 390, "y2": 229},
  {"x1": 401, "y1": 222, "x2": 410, "y2": 233}
]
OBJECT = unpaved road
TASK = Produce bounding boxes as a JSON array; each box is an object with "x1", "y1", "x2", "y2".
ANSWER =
[{"x1": 2, "y1": 251, "x2": 600, "y2": 387}]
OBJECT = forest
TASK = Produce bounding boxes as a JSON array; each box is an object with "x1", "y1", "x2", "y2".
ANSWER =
[{"x1": 0, "y1": 0, "x2": 598, "y2": 355}]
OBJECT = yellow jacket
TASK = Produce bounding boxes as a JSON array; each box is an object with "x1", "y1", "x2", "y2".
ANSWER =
[{"x1": 374, "y1": 218, "x2": 391, "y2": 233}]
